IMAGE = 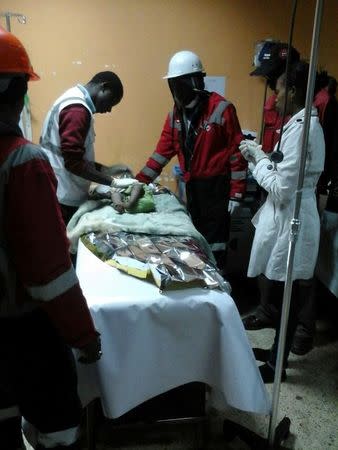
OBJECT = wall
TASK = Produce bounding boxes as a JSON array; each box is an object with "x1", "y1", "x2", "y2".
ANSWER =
[{"x1": 1, "y1": 0, "x2": 337, "y2": 188}]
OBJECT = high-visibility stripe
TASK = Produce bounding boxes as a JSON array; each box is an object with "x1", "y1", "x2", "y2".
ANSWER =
[
  {"x1": 231, "y1": 170, "x2": 247, "y2": 180},
  {"x1": 40, "y1": 96, "x2": 87, "y2": 153},
  {"x1": 209, "y1": 242, "x2": 227, "y2": 251},
  {"x1": 140, "y1": 166, "x2": 159, "y2": 180},
  {"x1": 27, "y1": 266, "x2": 78, "y2": 302},
  {"x1": 38, "y1": 426, "x2": 80, "y2": 447},
  {"x1": 168, "y1": 100, "x2": 230, "y2": 132},
  {"x1": 151, "y1": 152, "x2": 169, "y2": 165},
  {"x1": 0, "y1": 405, "x2": 20, "y2": 421},
  {"x1": 208, "y1": 100, "x2": 230, "y2": 125},
  {"x1": 1, "y1": 143, "x2": 48, "y2": 174}
]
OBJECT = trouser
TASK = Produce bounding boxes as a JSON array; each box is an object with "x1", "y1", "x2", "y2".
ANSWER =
[
  {"x1": 186, "y1": 175, "x2": 230, "y2": 272},
  {"x1": 255, "y1": 274, "x2": 316, "y2": 338},
  {"x1": 0, "y1": 308, "x2": 82, "y2": 449},
  {"x1": 264, "y1": 279, "x2": 314, "y2": 368}
]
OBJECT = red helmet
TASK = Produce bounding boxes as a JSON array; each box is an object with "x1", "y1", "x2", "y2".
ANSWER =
[{"x1": 0, "y1": 25, "x2": 39, "y2": 81}]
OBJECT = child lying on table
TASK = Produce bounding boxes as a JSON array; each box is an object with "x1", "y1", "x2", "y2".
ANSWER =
[{"x1": 89, "y1": 164, "x2": 155, "y2": 214}]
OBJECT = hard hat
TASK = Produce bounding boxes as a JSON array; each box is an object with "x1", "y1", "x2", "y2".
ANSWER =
[
  {"x1": 0, "y1": 26, "x2": 39, "y2": 83},
  {"x1": 163, "y1": 50, "x2": 205, "y2": 79}
]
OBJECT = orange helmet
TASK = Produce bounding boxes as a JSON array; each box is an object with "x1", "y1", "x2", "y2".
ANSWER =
[{"x1": 0, "y1": 25, "x2": 39, "y2": 81}]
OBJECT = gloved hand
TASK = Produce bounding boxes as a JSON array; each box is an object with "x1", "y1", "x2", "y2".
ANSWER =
[
  {"x1": 228, "y1": 199, "x2": 241, "y2": 215},
  {"x1": 111, "y1": 177, "x2": 139, "y2": 188},
  {"x1": 239, "y1": 139, "x2": 267, "y2": 165}
]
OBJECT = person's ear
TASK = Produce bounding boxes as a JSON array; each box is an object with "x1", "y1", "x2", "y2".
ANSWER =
[{"x1": 289, "y1": 86, "x2": 296, "y2": 99}]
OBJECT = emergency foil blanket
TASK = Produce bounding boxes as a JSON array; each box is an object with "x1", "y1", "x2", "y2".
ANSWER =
[{"x1": 82, "y1": 232, "x2": 230, "y2": 293}]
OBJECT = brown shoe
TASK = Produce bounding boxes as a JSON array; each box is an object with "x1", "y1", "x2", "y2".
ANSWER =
[{"x1": 243, "y1": 314, "x2": 275, "y2": 330}]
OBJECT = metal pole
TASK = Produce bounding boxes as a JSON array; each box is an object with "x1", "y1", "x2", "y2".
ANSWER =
[
  {"x1": 258, "y1": 80, "x2": 268, "y2": 145},
  {"x1": 0, "y1": 12, "x2": 26, "y2": 32},
  {"x1": 5, "y1": 13, "x2": 11, "y2": 31},
  {"x1": 268, "y1": 0, "x2": 324, "y2": 446}
]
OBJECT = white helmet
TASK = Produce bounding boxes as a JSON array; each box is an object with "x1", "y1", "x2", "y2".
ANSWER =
[{"x1": 163, "y1": 50, "x2": 205, "y2": 79}]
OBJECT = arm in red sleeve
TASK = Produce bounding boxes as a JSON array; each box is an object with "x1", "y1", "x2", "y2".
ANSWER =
[
  {"x1": 59, "y1": 104, "x2": 112, "y2": 185},
  {"x1": 6, "y1": 145, "x2": 98, "y2": 348},
  {"x1": 136, "y1": 114, "x2": 178, "y2": 183},
  {"x1": 223, "y1": 104, "x2": 247, "y2": 199}
]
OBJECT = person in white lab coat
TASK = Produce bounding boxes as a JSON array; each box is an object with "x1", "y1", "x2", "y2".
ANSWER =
[{"x1": 239, "y1": 61, "x2": 325, "y2": 383}]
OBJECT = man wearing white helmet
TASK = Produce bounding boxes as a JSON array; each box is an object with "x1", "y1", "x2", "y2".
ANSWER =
[{"x1": 136, "y1": 50, "x2": 247, "y2": 273}]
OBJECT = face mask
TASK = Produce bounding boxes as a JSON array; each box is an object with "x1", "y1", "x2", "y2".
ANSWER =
[{"x1": 168, "y1": 75, "x2": 203, "y2": 108}]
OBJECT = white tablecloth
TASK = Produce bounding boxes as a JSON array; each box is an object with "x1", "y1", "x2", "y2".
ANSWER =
[{"x1": 76, "y1": 240, "x2": 270, "y2": 418}]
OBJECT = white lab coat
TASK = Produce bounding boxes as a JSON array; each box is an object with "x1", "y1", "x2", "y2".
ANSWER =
[{"x1": 248, "y1": 107, "x2": 325, "y2": 281}]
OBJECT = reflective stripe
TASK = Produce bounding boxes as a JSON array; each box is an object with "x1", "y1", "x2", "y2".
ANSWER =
[
  {"x1": 209, "y1": 242, "x2": 227, "y2": 251},
  {"x1": 208, "y1": 100, "x2": 230, "y2": 125},
  {"x1": 168, "y1": 101, "x2": 230, "y2": 131},
  {"x1": 38, "y1": 426, "x2": 80, "y2": 447},
  {"x1": 1, "y1": 143, "x2": 48, "y2": 174},
  {"x1": 27, "y1": 266, "x2": 78, "y2": 302},
  {"x1": 231, "y1": 170, "x2": 247, "y2": 180},
  {"x1": 40, "y1": 96, "x2": 87, "y2": 153},
  {"x1": 168, "y1": 111, "x2": 181, "y2": 130},
  {"x1": 140, "y1": 166, "x2": 159, "y2": 180},
  {"x1": 151, "y1": 152, "x2": 169, "y2": 165},
  {"x1": 0, "y1": 405, "x2": 20, "y2": 421}
]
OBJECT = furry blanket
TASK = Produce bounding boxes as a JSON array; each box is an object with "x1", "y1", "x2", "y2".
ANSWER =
[{"x1": 67, "y1": 193, "x2": 214, "y2": 261}]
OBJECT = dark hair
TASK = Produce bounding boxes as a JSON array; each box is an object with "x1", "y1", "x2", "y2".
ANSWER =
[
  {"x1": 281, "y1": 60, "x2": 320, "y2": 106},
  {"x1": 0, "y1": 76, "x2": 28, "y2": 105},
  {"x1": 327, "y1": 76, "x2": 337, "y2": 96},
  {"x1": 89, "y1": 71, "x2": 123, "y2": 103}
]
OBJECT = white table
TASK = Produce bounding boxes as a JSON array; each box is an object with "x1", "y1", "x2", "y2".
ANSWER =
[{"x1": 76, "y1": 240, "x2": 270, "y2": 419}]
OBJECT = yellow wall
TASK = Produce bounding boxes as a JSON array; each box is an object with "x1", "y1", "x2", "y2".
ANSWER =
[{"x1": 1, "y1": 0, "x2": 338, "y2": 188}]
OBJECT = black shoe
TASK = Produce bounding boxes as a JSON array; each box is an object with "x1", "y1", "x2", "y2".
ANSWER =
[
  {"x1": 253, "y1": 347, "x2": 270, "y2": 362},
  {"x1": 253, "y1": 348, "x2": 289, "y2": 368},
  {"x1": 291, "y1": 335, "x2": 314, "y2": 355},
  {"x1": 243, "y1": 314, "x2": 275, "y2": 330},
  {"x1": 259, "y1": 363, "x2": 287, "y2": 384}
]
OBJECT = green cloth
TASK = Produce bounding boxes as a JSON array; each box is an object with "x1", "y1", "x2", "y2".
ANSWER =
[{"x1": 124, "y1": 184, "x2": 155, "y2": 214}]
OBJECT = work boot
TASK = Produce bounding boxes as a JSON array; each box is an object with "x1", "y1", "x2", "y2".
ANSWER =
[{"x1": 291, "y1": 334, "x2": 314, "y2": 355}]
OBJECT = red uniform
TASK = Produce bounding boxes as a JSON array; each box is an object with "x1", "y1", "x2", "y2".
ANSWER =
[
  {"x1": 136, "y1": 92, "x2": 246, "y2": 270},
  {"x1": 0, "y1": 122, "x2": 97, "y2": 345}
]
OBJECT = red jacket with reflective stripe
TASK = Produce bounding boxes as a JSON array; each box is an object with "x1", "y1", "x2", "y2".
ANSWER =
[
  {"x1": 262, "y1": 94, "x2": 285, "y2": 153},
  {"x1": 0, "y1": 124, "x2": 97, "y2": 348},
  {"x1": 136, "y1": 92, "x2": 246, "y2": 199}
]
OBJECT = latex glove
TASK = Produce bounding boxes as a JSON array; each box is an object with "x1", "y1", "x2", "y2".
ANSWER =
[
  {"x1": 239, "y1": 139, "x2": 267, "y2": 165},
  {"x1": 111, "y1": 177, "x2": 139, "y2": 188},
  {"x1": 228, "y1": 199, "x2": 241, "y2": 215}
]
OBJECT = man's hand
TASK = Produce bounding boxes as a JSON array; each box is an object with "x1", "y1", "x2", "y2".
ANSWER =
[{"x1": 77, "y1": 335, "x2": 102, "y2": 364}]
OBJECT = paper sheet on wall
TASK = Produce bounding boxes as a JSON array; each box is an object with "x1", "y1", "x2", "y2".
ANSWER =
[{"x1": 204, "y1": 76, "x2": 226, "y2": 97}]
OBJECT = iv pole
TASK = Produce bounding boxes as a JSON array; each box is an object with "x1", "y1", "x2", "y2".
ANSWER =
[
  {"x1": 0, "y1": 11, "x2": 27, "y2": 32},
  {"x1": 268, "y1": 0, "x2": 324, "y2": 445}
]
